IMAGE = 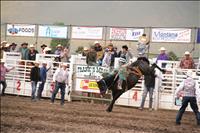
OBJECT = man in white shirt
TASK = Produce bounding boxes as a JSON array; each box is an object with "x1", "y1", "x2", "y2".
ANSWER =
[
  {"x1": 51, "y1": 63, "x2": 69, "y2": 105},
  {"x1": 175, "y1": 70, "x2": 200, "y2": 126}
]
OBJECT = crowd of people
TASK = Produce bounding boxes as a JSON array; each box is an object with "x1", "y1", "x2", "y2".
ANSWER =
[{"x1": 0, "y1": 34, "x2": 199, "y2": 125}]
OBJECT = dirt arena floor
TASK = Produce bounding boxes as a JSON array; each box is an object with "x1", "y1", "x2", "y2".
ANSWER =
[{"x1": 1, "y1": 95, "x2": 200, "y2": 133}]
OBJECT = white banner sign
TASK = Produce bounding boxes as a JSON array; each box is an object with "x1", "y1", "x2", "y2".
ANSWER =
[
  {"x1": 71, "y1": 27, "x2": 103, "y2": 39},
  {"x1": 109, "y1": 28, "x2": 144, "y2": 41},
  {"x1": 151, "y1": 28, "x2": 191, "y2": 43},
  {"x1": 7, "y1": 24, "x2": 36, "y2": 36},
  {"x1": 38, "y1": 25, "x2": 67, "y2": 38}
]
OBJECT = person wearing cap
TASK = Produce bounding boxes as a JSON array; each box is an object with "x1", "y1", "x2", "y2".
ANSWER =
[
  {"x1": 51, "y1": 63, "x2": 69, "y2": 105},
  {"x1": 43, "y1": 47, "x2": 52, "y2": 54},
  {"x1": 0, "y1": 60, "x2": 15, "y2": 96},
  {"x1": 37, "y1": 61, "x2": 51, "y2": 100},
  {"x1": 180, "y1": 51, "x2": 195, "y2": 69},
  {"x1": 175, "y1": 70, "x2": 200, "y2": 125},
  {"x1": 40, "y1": 44, "x2": 47, "y2": 54},
  {"x1": 19, "y1": 42, "x2": 29, "y2": 60},
  {"x1": 28, "y1": 44, "x2": 38, "y2": 61},
  {"x1": 156, "y1": 47, "x2": 169, "y2": 68},
  {"x1": 54, "y1": 44, "x2": 63, "y2": 56},
  {"x1": 136, "y1": 34, "x2": 150, "y2": 57},
  {"x1": 30, "y1": 61, "x2": 40, "y2": 101},
  {"x1": 82, "y1": 47, "x2": 89, "y2": 56},
  {"x1": 9, "y1": 43, "x2": 19, "y2": 52}
]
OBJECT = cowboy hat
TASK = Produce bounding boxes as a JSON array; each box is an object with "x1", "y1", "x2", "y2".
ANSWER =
[
  {"x1": 42, "y1": 61, "x2": 47, "y2": 64},
  {"x1": 4, "y1": 43, "x2": 11, "y2": 47},
  {"x1": 94, "y1": 41, "x2": 100, "y2": 44},
  {"x1": 184, "y1": 51, "x2": 190, "y2": 55},
  {"x1": 159, "y1": 47, "x2": 166, "y2": 51},
  {"x1": 83, "y1": 47, "x2": 89, "y2": 51},
  {"x1": 40, "y1": 44, "x2": 47, "y2": 48},
  {"x1": 21, "y1": 42, "x2": 28, "y2": 46},
  {"x1": 62, "y1": 63, "x2": 68, "y2": 66},
  {"x1": 138, "y1": 34, "x2": 149, "y2": 44},
  {"x1": 10, "y1": 43, "x2": 17, "y2": 46},
  {"x1": 1, "y1": 41, "x2": 7, "y2": 45},
  {"x1": 34, "y1": 61, "x2": 40, "y2": 64},
  {"x1": 29, "y1": 44, "x2": 35, "y2": 48},
  {"x1": 56, "y1": 44, "x2": 62, "y2": 48}
]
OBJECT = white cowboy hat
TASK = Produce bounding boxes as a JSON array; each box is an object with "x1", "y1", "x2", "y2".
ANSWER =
[
  {"x1": 138, "y1": 34, "x2": 149, "y2": 44},
  {"x1": 42, "y1": 61, "x2": 47, "y2": 64},
  {"x1": 34, "y1": 61, "x2": 40, "y2": 64},
  {"x1": 44, "y1": 47, "x2": 52, "y2": 51},
  {"x1": 1, "y1": 41, "x2": 7, "y2": 45},
  {"x1": 0, "y1": 59, "x2": 6, "y2": 63},
  {"x1": 4, "y1": 43, "x2": 11, "y2": 47},
  {"x1": 186, "y1": 70, "x2": 193, "y2": 77},
  {"x1": 29, "y1": 44, "x2": 35, "y2": 48},
  {"x1": 62, "y1": 63, "x2": 68, "y2": 66},
  {"x1": 83, "y1": 47, "x2": 89, "y2": 51},
  {"x1": 159, "y1": 47, "x2": 166, "y2": 51},
  {"x1": 184, "y1": 51, "x2": 190, "y2": 55},
  {"x1": 56, "y1": 44, "x2": 62, "y2": 48},
  {"x1": 94, "y1": 41, "x2": 100, "y2": 44}
]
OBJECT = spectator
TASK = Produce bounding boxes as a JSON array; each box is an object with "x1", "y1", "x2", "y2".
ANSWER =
[
  {"x1": 51, "y1": 63, "x2": 69, "y2": 105},
  {"x1": 180, "y1": 51, "x2": 195, "y2": 69},
  {"x1": 102, "y1": 48, "x2": 112, "y2": 67},
  {"x1": 37, "y1": 61, "x2": 51, "y2": 100},
  {"x1": 86, "y1": 46, "x2": 97, "y2": 66},
  {"x1": 94, "y1": 41, "x2": 104, "y2": 63},
  {"x1": 9, "y1": 43, "x2": 19, "y2": 52},
  {"x1": 30, "y1": 61, "x2": 40, "y2": 101},
  {"x1": 156, "y1": 47, "x2": 169, "y2": 68},
  {"x1": 60, "y1": 47, "x2": 70, "y2": 62},
  {"x1": 28, "y1": 44, "x2": 38, "y2": 61},
  {"x1": 54, "y1": 44, "x2": 63, "y2": 56},
  {"x1": 82, "y1": 47, "x2": 89, "y2": 56},
  {"x1": 0, "y1": 59, "x2": 15, "y2": 96},
  {"x1": 43, "y1": 47, "x2": 52, "y2": 54},
  {"x1": 137, "y1": 34, "x2": 150, "y2": 57},
  {"x1": 175, "y1": 70, "x2": 200, "y2": 125},
  {"x1": 19, "y1": 42, "x2": 29, "y2": 60},
  {"x1": 118, "y1": 45, "x2": 133, "y2": 62},
  {"x1": 3, "y1": 43, "x2": 11, "y2": 52},
  {"x1": 40, "y1": 44, "x2": 47, "y2": 54}
]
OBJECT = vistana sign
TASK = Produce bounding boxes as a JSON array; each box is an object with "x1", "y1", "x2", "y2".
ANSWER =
[{"x1": 151, "y1": 28, "x2": 191, "y2": 43}]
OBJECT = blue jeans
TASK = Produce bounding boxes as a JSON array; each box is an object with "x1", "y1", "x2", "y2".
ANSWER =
[
  {"x1": 140, "y1": 86, "x2": 154, "y2": 109},
  {"x1": 51, "y1": 82, "x2": 66, "y2": 105},
  {"x1": 176, "y1": 96, "x2": 200, "y2": 125},
  {"x1": 37, "y1": 81, "x2": 45, "y2": 99},
  {"x1": 31, "y1": 81, "x2": 38, "y2": 99}
]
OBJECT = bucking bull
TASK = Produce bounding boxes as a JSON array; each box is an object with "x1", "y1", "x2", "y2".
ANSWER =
[{"x1": 97, "y1": 57, "x2": 165, "y2": 112}]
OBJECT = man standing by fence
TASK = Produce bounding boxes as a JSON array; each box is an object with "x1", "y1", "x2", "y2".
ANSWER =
[
  {"x1": 37, "y1": 61, "x2": 51, "y2": 100},
  {"x1": 0, "y1": 59, "x2": 15, "y2": 96},
  {"x1": 51, "y1": 63, "x2": 69, "y2": 105},
  {"x1": 30, "y1": 61, "x2": 40, "y2": 101}
]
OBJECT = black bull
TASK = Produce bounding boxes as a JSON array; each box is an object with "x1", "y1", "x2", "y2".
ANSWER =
[{"x1": 97, "y1": 60, "x2": 164, "y2": 112}]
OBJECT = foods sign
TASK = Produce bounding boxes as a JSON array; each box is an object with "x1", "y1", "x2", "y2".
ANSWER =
[
  {"x1": 38, "y1": 25, "x2": 67, "y2": 38},
  {"x1": 109, "y1": 28, "x2": 144, "y2": 41},
  {"x1": 7, "y1": 24, "x2": 36, "y2": 36},
  {"x1": 151, "y1": 28, "x2": 191, "y2": 43}
]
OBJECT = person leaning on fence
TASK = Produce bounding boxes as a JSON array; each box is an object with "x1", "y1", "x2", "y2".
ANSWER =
[
  {"x1": 0, "y1": 59, "x2": 15, "y2": 96},
  {"x1": 51, "y1": 63, "x2": 69, "y2": 106},
  {"x1": 37, "y1": 61, "x2": 51, "y2": 100},
  {"x1": 19, "y1": 42, "x2": 29, "y2": 60},
  {"x1": 40, "y1": 44, "x2": 47, "y2": 54},
  {"x1": 30, "y1": 61, "x2": 40, "y2": 101},
  {"x1": 179, "y1": 51, "x2": 195, "y2": 69},
  {"x1": 156, "y1": 47, "x2": 169, "y2": 68},
  {"x1": 175, "y1": 70, "x2": 200, "y2": 126},
  {"x1": 9, "y1": 43, "x2": 19, "y2": 52},
  {"x1": 28, "y1": 44, "x2": 39, "y2": 61}
]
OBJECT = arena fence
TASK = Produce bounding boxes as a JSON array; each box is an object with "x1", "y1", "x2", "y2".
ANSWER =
[{"x1": 1, "y1": 52, "x2": 200, "y2": 111}]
